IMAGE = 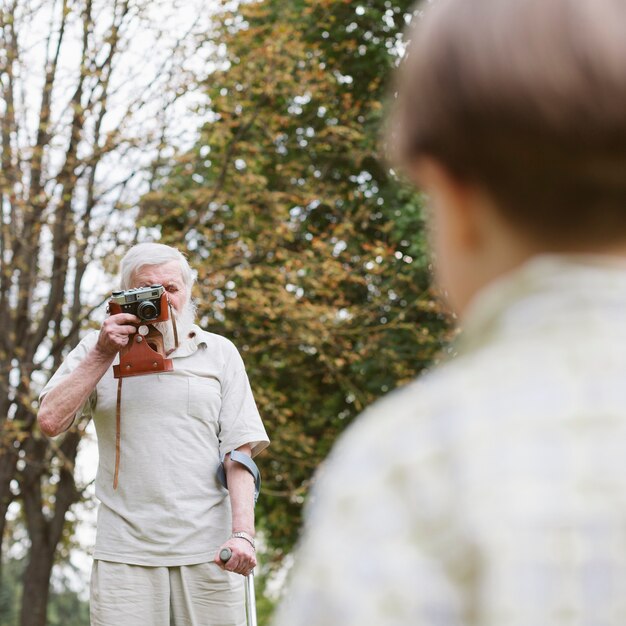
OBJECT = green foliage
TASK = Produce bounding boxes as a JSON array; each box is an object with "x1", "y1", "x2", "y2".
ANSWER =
[
  {"x1": 0, "y1": 559, "x2": 89, "y2": 626},
  {"x1": 253, "y1": 568, "x2": 278, "y2": 626},
  {"x1": 141, "y1": 0, "x2": 452, "y2": 567},
  {"x1": 46, "y1": 588, "x2": 90, "y2": 626},
  {"x1": 0, "y1": 559, "x2": 20, "y2": 626}
]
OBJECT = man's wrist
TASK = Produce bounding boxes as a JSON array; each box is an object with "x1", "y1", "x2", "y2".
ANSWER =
[
  {"x1": 91, "y1": 343, "x2": 118, "y2": 362},
  {"x1": 231, "y1": 531, "x2": 256, "y2": 550}
]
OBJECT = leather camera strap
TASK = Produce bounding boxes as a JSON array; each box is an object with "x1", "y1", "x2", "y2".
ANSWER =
[
  {"x1": 168, "y1": 301, "x2": 179, "y2": 351},
  {"x1": 112, "y1": 305, "x2": 179, "y2": 489},
  {"x1": 114, "y1": 377, "x2": 122, "y2": 489}
]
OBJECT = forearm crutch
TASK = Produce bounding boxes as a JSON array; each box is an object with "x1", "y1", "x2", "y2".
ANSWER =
[
  {"x1": 217, "y1": 450, "x2": 261, "y2": 626},
  {"x1": 220, "y1": 546, "x2": 258, "y2": 626}
]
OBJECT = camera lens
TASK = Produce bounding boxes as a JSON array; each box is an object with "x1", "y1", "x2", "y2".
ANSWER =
[{"x1": 137, "y1": 300, "x2": 158, "y2": 321}]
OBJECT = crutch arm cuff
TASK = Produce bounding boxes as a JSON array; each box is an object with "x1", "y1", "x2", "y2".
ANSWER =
[{"x1": 217, "y1": 449, "x2": 261, "y2": 504}]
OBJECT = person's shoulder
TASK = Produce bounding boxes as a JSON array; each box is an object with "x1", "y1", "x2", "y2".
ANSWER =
[
  {"x1": 192, "y1": 326, "x2": 243, "y2": 358},
  {"x1": 193, "y1": 325, "x2": 237, "y2": 350},
  {"x1": 349, "y1": 353, "x2": 481, "y2": 429},
  {"x1": 74, "y1": 329, "x2": 100, "y2": 351},
  {"x1": 320, "y1": 366, "x2": 453, "y2": 467},
  {"x1": 338, "y1": 330, "x2": 561, "y2": 465},
  {"x1": 304, "y1": 368, "x2": 460, "y2": 526},
  {"x1": 323, "y1": 349, "x2": 505, "y2": 471}
]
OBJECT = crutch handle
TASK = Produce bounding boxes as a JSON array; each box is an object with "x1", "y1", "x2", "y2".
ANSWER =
[{"x1": 219, "y1": 547, "x2": 256, "y2": 624}]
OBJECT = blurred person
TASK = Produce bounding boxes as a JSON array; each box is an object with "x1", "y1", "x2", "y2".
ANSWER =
[
  {"x1": 272, "y1": 0, "x2": 626, "y2": 624},
  {"x1": 38, "y1": 243, "x2": 269, "y2": 626}
]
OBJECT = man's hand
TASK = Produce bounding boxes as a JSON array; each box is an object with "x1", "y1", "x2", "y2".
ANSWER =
[
  {"x1": 96, "y1": 313, "x2": 140, "y2": 356},
  {"x1": 214, "y1": 536, "x2": 257, "y2": 576},
  {"x1": 38, "y1": 316, "x2": 138, "y2": 437}
]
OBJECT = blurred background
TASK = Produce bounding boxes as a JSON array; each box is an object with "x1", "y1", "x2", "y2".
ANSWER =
[{"x1": 0, "y1": 0, "x2": 453, "y2": 624}]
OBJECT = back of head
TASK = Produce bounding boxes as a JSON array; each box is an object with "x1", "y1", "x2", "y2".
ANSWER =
[
  {"x1": 120, "y1": 243, "x2": 194, "y2": 290},
  {"x1": 391, "y1": 0, "x2": 626, "y2": 248}
]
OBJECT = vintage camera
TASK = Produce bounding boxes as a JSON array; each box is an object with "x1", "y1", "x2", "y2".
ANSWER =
[{"x1": 109, "y1": 285, "x2": 168, "y2": 322}]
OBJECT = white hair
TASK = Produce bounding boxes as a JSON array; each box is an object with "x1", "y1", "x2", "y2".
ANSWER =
[{"x1": 119, "y1": 243, "x2": 195, "y2": 290}]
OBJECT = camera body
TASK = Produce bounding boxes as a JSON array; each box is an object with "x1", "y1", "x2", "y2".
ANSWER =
[{"x1": 109, "y1": 285, "x2": 169, "y2": 323}]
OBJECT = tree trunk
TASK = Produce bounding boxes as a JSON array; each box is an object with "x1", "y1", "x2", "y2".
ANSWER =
[
  {"x1": 19, "y1": 546, "x2": 55, "y2": 626},
  {"x1": 20, "y1": 431, "x2": 81, "y2": 626},
  {"x1": 0, "y1": 0, "x2": 215, "y2": 621}
]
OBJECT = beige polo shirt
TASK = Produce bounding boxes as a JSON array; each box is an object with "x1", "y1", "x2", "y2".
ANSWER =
[{"x1": 41, "y1": 325, "x2": 269, "y2": 566}]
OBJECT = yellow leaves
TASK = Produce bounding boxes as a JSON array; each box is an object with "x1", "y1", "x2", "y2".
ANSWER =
[
  {"x1": 317, "y1": 124, "x2": 365, "y2": 143},
  {"x1": 342, "y1": 37, "x2": 357, "y2": 52}
]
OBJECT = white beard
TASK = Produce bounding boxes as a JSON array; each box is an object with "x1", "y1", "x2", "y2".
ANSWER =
[{"x1": 154, "y1": 299, "x2": 196, "y2": 353}]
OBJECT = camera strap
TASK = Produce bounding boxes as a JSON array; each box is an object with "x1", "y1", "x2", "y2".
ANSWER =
[
  {"x1": 168, "y1": 300, "x2": 179, "y2": 351},
  {"x1": 114, "y1": 377, "x2": 123, "y2": 489},
  {"x1": 111, "y1": 304, "x2": 180, "y2": 488}
]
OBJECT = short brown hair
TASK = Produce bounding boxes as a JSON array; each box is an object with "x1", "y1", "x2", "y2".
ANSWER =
[{"x1": 391, "y1": 0, "x2": 626, "y2": 248}]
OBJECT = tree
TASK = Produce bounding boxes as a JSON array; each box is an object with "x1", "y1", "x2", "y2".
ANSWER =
[
  {"x1": 0, "y1": 556, "x2": 90, "y2": 626},
  {"x1": 141, "y1": 0, "x2": 452, "y2": 570},
  {"x1": 0, "y1": 1, "x2": 214, "y2": 624}
]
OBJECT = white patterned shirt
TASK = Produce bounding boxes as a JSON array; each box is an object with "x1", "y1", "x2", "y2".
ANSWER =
[{"x1": 273, "y1": 255, "x2": 626, "y2": 626}]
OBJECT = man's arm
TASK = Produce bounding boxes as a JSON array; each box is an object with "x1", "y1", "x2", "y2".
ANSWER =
[
  {"x1": 214, "y1": 443, "x2": 258, "y2": 576},
  {"x1": 38, "y1": 313, "x2": 138, "y2": 437}
]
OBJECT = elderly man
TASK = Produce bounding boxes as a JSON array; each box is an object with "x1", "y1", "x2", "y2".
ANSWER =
[{"x1": 38, "y1": 243, "x2": 269, "y2": 626}]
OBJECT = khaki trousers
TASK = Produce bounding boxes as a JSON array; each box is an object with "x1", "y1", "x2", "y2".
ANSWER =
[{"x1": 90, "y1": 560, "x2": 246, "y2": 626}]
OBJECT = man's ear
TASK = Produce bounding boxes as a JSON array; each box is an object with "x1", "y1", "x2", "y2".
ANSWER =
[{"x1": 413, "y1": 158, "x2": 483, "y2": 251}]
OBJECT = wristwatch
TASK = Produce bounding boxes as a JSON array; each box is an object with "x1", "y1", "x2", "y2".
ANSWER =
[{"x1": 231, "y1": 531, "x2": 256, "y2": 550}]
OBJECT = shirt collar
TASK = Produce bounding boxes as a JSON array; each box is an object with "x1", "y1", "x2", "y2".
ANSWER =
[
  {"x1": 169, "y1": 324, "x2": 208, "y2": 358},
  {"x1": 457, "y1": 253, "x2": 626, "y2": 355}
]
